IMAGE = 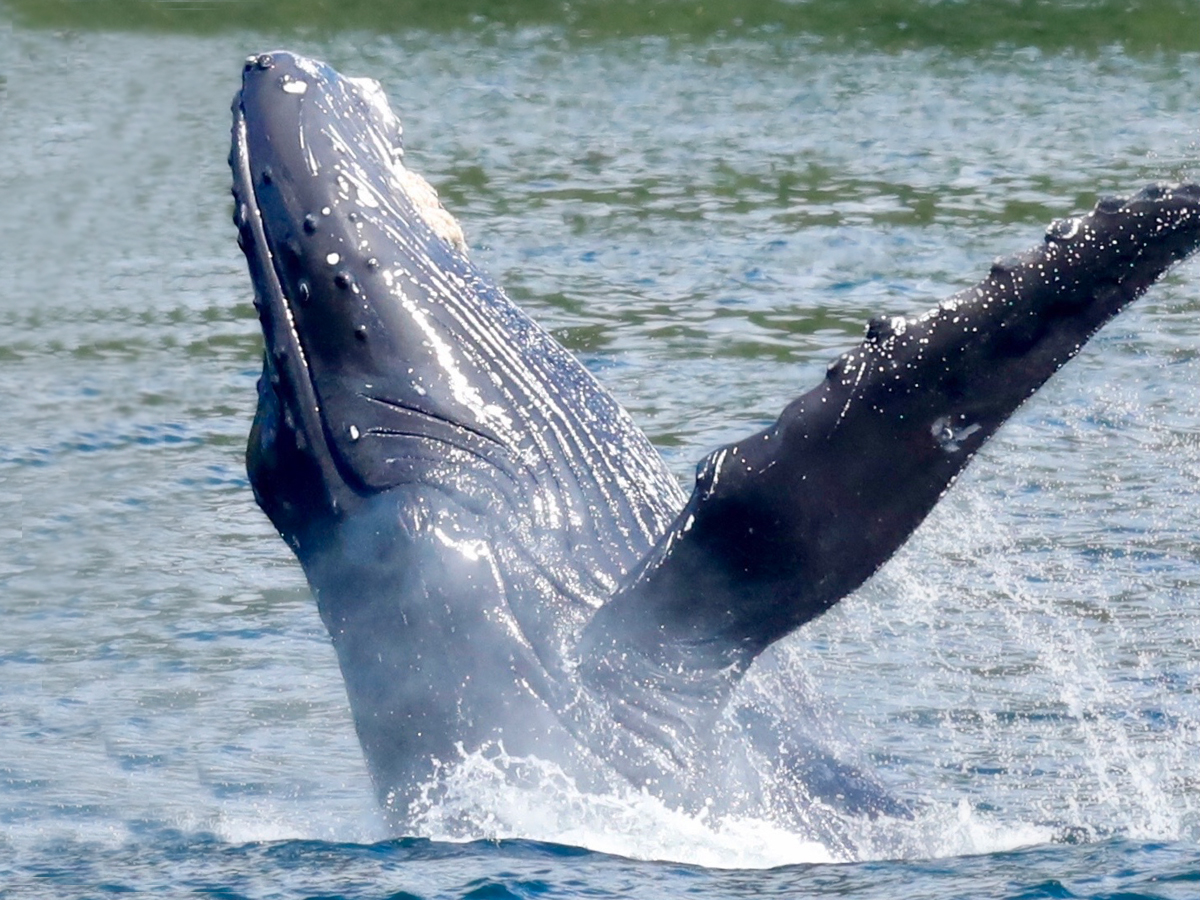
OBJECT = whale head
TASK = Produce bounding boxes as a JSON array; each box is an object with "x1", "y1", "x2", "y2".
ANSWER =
[{"x1": 231, "y1": 52, "x2": 533, "y2": 557}]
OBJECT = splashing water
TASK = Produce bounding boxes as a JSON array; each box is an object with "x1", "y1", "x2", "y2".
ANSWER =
[{"x1": 369, "y1": 377, "x2": 1200, "y2": 869}]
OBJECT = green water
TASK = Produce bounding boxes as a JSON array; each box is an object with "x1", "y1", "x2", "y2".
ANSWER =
[{"x1": 10, "y1": 0, "x2": 1200, "y2": 54}]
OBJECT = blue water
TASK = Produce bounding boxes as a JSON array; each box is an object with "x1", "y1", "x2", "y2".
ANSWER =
[
  {"x1": 15, "y1": 833, "x2": 1200, "y2": 898},
  {"x1": 2, "y1": 2, "x2": 1200, "y2": 897}
]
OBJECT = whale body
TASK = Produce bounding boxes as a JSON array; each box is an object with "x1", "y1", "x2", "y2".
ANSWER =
[{"x1": 230, "y1": 51, "x2": 1200, "y2": 840}]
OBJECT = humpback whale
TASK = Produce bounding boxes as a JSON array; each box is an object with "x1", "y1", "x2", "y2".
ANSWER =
[{"x1": 230, "y1": 51, "x2": 1200, "y2": 838}]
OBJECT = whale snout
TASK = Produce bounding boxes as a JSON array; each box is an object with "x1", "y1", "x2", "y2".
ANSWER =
[{"x1": 231, "y1": 51, "x2": 558, "y2": 544}]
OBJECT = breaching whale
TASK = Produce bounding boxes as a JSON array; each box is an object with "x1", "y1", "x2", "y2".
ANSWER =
[{"x1": 230, "y1": 51, "x2": 1200, "y2": 838}]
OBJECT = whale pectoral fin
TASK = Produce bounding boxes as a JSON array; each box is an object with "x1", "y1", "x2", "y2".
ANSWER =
[{"x1": 580, "y1": 183, "x2": 1200, "y2": 712}]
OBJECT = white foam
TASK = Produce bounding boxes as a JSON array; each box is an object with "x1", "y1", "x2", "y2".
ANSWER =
[{"x1": 407, "y1": 748, "x2": 838, "y2": 868}]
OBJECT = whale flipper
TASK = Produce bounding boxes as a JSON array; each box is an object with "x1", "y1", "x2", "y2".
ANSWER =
[{"x1": 581, "y1": 184, "x2": 1200, "y2": 724}]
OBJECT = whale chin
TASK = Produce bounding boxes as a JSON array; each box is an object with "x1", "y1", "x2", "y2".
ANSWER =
[{"x1": 231, "y1": 50, "x2": 1200, "y2": 839}]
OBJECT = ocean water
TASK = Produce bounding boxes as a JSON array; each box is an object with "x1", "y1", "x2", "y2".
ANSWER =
[{"x1": 1, "y1": 1, "x2": 1199, "y2": 896}]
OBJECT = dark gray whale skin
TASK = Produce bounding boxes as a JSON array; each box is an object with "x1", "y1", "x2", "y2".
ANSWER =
[{"x1": 230, "y1": 51, "x2": 1200, "y2": 835}]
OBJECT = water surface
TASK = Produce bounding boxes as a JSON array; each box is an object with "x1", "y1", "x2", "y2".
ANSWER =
[{"x1": 1, "y1": 1, "x2": 1199, "y2": 896}]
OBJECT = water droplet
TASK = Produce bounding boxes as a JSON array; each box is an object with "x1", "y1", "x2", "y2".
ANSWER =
[{"x1": 326, "y1": 252, "x2": 340, "y2": 265}]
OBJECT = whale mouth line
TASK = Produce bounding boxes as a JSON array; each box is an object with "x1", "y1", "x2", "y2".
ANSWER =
[{"x1": 232, "y1": 107, "x2": 311, "y2": 393}]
